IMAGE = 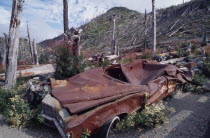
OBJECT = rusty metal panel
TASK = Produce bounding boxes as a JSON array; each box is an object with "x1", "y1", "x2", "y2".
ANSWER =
[
  {"x1": 121, "y1": 60, "x2": 168, "y2": 85},
  {"x1": 51, "y1": 67, "x2": 147, "y2": 113},
  {"x1": 64, "y1": 92, "x2": 146, "y2": 138},
  {"x1": 120, "y1": 59, "x2": 189, "y2": 85}
]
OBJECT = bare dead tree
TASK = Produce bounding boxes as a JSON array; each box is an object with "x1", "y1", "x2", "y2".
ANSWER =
[
  {"x1": 70, "y1": 28, "x2": 82, "y2": 56},
  {"x1": 111, "y1": 18, "x2": 116, "y2": 55},
  {"x1": 27, "y1": 22, "x2": 34, "y2": 64},
  {"x1": 63, "y1": 0, "x2": 69, "y2": 34},
  {"x1": 152, "y1": 0, "x2": 157, "y2": 53},
  {"x1": 32, "y1": 39, "x2": 39, "y2": 65},
  {"x1": 144, "y1": 9, "x2": 147, "y2": 53},
  {"x1": 5, "y1": 0, "x2": 24, "y2": 89},
  {"x1": 0, "y1": 33, "x2": 8, "y2": 72}
]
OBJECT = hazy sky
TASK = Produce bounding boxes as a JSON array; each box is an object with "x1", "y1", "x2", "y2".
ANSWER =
[{"x1": 0, "y1": 0, "x2": 191, "y2": 42}]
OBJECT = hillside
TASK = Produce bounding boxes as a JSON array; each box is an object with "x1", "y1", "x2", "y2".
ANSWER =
[{"x1": 40, "y1": 0, "x2": 210, "y2": 53}]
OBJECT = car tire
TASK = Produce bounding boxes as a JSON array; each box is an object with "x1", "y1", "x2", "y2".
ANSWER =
[{"x1": 96, "y1": 116, "x2": 120, "y2": 138}]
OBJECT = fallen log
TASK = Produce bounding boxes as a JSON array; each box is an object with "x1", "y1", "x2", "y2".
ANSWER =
[
  {"x1": 168, "y1": 25, "x2": 184, "y2": 37},
  {"x1": 0, "y1": 64, "x2": 55, "y2": 80},
  {"x1": 160, "y1": 57, "x2": 185, "y2": 64},
  {"x1": 104, "y1": 55, "x2": 119, "y2": 61}
]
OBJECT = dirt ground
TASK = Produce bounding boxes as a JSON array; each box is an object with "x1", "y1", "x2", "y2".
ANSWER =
[{"x1": 0, "y1": 92, "x2": 210, "y2": 138}]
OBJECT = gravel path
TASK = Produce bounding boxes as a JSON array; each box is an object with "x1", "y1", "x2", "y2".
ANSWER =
[{"x1": 0, "y1": 92, "x2": 210, "y2": 138}]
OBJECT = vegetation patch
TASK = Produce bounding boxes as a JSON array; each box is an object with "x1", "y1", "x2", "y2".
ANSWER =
[
  {"x1": 183, "y1": 74, "x2": 208, "y2": 93},
  {"x1": 54, "y1": 44, "x2": 88, "y2": 79},
  {"x1": 116, "y1": 102, "x2": 175, "y2": 131},
  {"x1": 0, "y1": 83, "x2": 43, "y2": 128}
]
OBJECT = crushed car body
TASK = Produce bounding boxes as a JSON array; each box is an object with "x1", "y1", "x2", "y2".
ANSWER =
[{"x1": 40, "y1": 59, "x2": 193, "y2": 138}]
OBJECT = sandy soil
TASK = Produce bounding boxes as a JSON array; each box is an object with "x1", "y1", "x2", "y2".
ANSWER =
[{"x1": 0, "y1": 92, "x2": 210, "y2": 138}]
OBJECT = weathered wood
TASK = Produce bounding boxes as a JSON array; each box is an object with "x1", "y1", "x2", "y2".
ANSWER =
[
  {"x1": 111, "y1": 18, "x2": 116, "y2": 55},
  {"x1": 152, "y1": 0, "x2": 157, "y2": 53},
  {"x1": 70, "y1": 28, "x2": 82, "y2": 57},
  {"x1": 200, "y1": 46, "x2": 205, "y2": 57},
  {"x1": 5, "y1": 0, "x2": 24, "y2": 89},
  {"x1": 27, "y1": 22, "x2": 34, "y2": 64},
  {"x1": 169, "y1": 19, "x2": 179, "y2": 31},
  {"x1": 169, "y1": 25, "x2": 184, "y2": 37},
  {"x1": 0, "y1": 64, "x2": 55, "y2": 80},
  {"x1": 144, "y1": 9, "x2": 147, "y2": 53},
  {"x1": 0, "y1": 33, "x2": 8, "y2": 71},
  {"x1": 160, "y1": 57, "x2": 185, "y2": 64},
  {"x1": 32, "y1": 39, "x2": 39, "y2": 65},
  {"x1": 63, "y1": 0, "x2": 69, "y2": 34}
]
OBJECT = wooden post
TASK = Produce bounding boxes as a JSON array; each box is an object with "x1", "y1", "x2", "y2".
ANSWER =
[
  {"x1": 63, "y1": 0, "x2": 69, "y2": 34},
  {"x1": 32, "y1": 39, "x2": 39, "y2": 65},
  {"x1": 111, "y1": 18, "x2": 116, "y2": 55},
  {"x1": 203, "y1": 31, "x2": 207, "y2": 44},
  {"x1": 5, "y1": 0, "x2": 24, "y2": 89},
  {"x1": 152, "y1": 0, "x2": 157, "y2": 53},
  {"x1": 27, "y1": 22, "x2": 34, "y2": 64},
  {"x1": 144, "y1": 9, "x2": 147, "y2": 53}
]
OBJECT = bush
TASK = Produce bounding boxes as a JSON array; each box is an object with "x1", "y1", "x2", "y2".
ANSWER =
[
  {"x1": 183, "y1": 74, "x2": 207, "y2": 93},
  {"x1": 203, "y1": 58, "x2": 210, "y2": 77},
  {"x1": 39, "y1": 52, "x2": 50, "y2": 64},
  {"x1": 0, "y1": 84, "x2": 43, "y2": 128},
  {"x1": 116, "y1": 102, "x2": 175, "y2": 131},
  {"x1": 183, "y1": 84, "x2": 196, "y2": 92},
  {"x1": 192, "y1": 74, "x2": 207, "y2": 86},
  {"x1": 54, "y1": 44, "x2": 88, "y2": 79}
]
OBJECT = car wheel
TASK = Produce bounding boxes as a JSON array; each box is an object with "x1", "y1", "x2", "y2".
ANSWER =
[{"x1": 96, "y1": 116, "x2": 120, "y2": 138}]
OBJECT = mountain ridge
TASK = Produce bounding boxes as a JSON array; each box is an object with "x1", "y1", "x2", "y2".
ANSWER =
[{"x1": 40, "y1": 0, "x2": 210, "y2": 54}]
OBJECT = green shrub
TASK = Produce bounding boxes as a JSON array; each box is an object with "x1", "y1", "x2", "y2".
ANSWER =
[
  {"x1": 0, "y1": 84, "x2": 43, "y2": 128},
  {"x1": 192, "y1": 74, "x2": 207, "y2": 86},
  {"x1": 183, "y1": 74, "x2": 207, "y2": 93},
  {"x1": 39, "y1": 52, "x2": 50, "y2": 64},
  {"x1": 54, "y1": 45, "x2": 88, "y2": 79},
  {"x1": 183, "y1": 84, "x2": 196, "y2": 92},
  {"x1": 3, "y1": 94, "x2": 34, "y2": 128},
  {"x1": 116, "y1": 102, "x2": 175, "y2": 131}
]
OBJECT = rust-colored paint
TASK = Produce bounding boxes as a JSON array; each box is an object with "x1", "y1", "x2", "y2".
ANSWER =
[
  {"x1": 65, "y1": 92, "x2": 146, "y2": 138},
  {"x1": 51, "y1": 67, "x2": 148, "y2": 112},
  {"x1": 50, "y1": 59, "x2": 193, "y2": 138}
]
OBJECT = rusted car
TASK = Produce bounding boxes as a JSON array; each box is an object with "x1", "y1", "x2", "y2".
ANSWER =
[{"x1": 41, "y1": 59, "x2": 192, "y2": 138}]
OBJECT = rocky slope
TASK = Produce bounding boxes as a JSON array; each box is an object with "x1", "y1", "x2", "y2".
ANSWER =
[{"x1": 40, "y1": 0, "x2": 210, "y2": 53}]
